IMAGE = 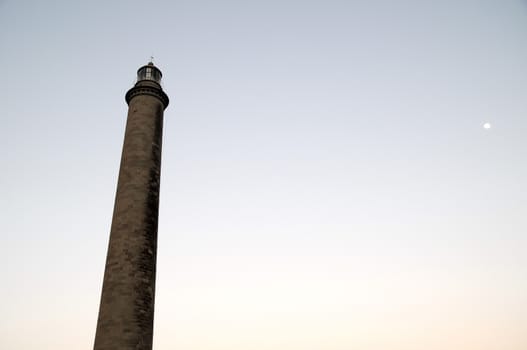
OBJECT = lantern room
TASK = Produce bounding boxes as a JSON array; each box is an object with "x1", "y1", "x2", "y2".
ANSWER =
[{"x1": 137, "y1": 62, "x2": 162, "y2": 84}]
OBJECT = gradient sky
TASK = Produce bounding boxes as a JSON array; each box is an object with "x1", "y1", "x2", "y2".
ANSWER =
[{"x1": 1, "y1": 1, "x2": 527, "y2": 349}]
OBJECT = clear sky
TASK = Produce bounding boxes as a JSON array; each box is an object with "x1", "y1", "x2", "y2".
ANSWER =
[{"x1": 1, "y1": 0, "x2": 527, "y2": 349}]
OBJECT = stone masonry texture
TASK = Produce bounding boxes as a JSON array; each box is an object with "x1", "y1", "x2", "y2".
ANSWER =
[{"x1": 94, "y1": 76, "x2": 168, "y2": 350}]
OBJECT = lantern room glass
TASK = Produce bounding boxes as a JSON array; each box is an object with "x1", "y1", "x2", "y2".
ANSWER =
[{"x1": 137, "y1": 65, "x2": 162, "y2": 84}]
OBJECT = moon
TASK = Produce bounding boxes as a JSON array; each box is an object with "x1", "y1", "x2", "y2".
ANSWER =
[{"x1": 483, "y1": 122, "x2": 492, "y2": 129}]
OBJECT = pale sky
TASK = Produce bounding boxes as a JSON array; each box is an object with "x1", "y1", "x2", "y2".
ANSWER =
[{"x1": 1, "y1": 1, "x2": 527, "y2": 349}]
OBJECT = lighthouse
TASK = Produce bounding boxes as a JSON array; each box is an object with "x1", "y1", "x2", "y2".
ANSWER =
[{"x1": 94, "y1": 62, "x2": 169, "y2": 350}]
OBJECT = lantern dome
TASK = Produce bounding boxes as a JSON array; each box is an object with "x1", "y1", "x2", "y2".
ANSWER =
[{"x1": 136, "y1": 62, "x2": 162, "y2": 84}]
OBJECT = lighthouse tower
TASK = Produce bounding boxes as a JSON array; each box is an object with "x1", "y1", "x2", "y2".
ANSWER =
[{"x1": 94, "y1": 62, "x2": 169, "y2": 350}]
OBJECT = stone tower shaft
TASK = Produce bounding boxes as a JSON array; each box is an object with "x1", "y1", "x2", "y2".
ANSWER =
[{"x1": 94, "y1": 63, "x2": 169, "y2": 350}]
